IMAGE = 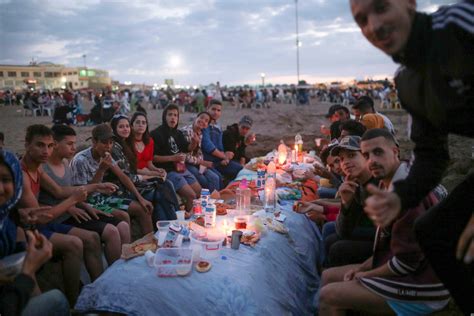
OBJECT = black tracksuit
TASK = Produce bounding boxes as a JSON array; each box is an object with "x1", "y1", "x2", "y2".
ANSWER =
[{"x1": 391, "y1": 2, "x2": 474, "y2": 313}]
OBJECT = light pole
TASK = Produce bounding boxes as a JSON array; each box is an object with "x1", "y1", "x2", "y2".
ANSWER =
[
  {"x1": 261, "y1": 73, "x2": 266, "y2": 87},
  {"x1": 295, "y1": 0, "x2": 300, "y2": 84},
  {"x1": 82, "y1": 54, "x2": 87, "y2": 69}
]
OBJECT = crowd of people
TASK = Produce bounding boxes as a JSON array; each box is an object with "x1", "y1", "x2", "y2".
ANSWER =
[
  {"x1": 0, "y1": 97, "x2": 261, "y2": 315},
  {"x1": 1, "y1": 0, "x2": 472, "y2": 315}
]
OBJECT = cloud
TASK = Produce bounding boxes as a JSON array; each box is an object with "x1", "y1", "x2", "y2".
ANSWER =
[{"x1": 0, "y1": 0, "x2": 453, "y2": 85}]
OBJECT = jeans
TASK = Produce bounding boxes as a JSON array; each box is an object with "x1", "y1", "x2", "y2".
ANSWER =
[
  {"x1": 22, "y1": 289, "x2": 69, "y2": 316},
  {"x1": 317, "y1": 187, "x2": 337, "y2": 199},
  {"x1": 142, "y1": 179, "x2": 179, "y2": 223},
  {"x1": 414, "y1": 173, "x2": 474, "y2": 314},
  {"x1": 186, "y1": 164, "x2": 221, "y2": 192},
  {"x1": 214, "y1": 160, "x2": 243, "y2": 180},
  {"x1": 323, "y1": 222, "x2": 375, "y2": 268}
]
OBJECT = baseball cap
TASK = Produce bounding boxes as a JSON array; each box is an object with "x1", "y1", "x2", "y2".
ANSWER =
[
  {"x1": 325, "y1": 104, "x2": 344, "y2": 118},
  {"x1": 239, "y1": 115, "x2": 253, "y2": 128},
  {"x1": 90, "y1": 123, "x2": 114, "y2": 141},
  {"x1": 331, "y1": 136, "x2": 361, "y2": 156}
]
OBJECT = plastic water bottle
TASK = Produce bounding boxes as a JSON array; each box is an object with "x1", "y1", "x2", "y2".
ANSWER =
[
  {"x1": 264, "y1": 162, "x2": 276, "y2": 213},
  {"x1": 241, "y1": 179, "x2": 251, "y2": 214},
  {"x1": 256, "y1": 169, "x2": 266, "y2": 190},
  {"x1": 204, "y1": 204, "x2": 216, "y2": 228},
  {"x1": 295, "y1": 133, "x2": 303, "y2": 152},
  {"x1": 201, "y1": 189, "x2": 210, "y2": 208}
]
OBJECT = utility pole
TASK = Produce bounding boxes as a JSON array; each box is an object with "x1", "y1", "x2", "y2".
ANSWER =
[{"x1": 295, "y1": 0, "x2": 300, "y2": 84}]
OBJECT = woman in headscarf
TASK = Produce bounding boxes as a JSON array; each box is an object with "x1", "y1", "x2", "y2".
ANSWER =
[
  {"x1": 180, "y1": 112, "x2": 221, "y2": 192},
  {"x1": 0, "y1": 149, "x2": 70, "y2": 316}
]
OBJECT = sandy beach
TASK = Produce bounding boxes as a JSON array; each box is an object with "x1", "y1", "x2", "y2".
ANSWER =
[{"x1": 1, "y1": 100, "x2": 472, "y2": 192}]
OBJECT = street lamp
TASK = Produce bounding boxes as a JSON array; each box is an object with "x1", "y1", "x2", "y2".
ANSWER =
[
  {"x1": 82, "y1": 54, "x2": 87, "y2": 69},
  {"x1": 295, "y1": 0, "x2": 300, "y2": 84},
  {"x1": 261, "y1": 73, "x2": 266, "y2": 87}
]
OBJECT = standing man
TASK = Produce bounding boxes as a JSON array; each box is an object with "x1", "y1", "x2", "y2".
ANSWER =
[{"x1": 349, "y1": 1, "x2": 473, "y2": 313}]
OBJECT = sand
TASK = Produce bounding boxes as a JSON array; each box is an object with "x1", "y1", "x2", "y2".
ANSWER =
[{"x1": 1, "y1": 99, "x2": 472, "y2": 191}]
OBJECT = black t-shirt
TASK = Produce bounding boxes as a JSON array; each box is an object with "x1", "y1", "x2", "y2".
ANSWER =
[
  {"x1": 150, "y1": 125, "x2": 189, "y2": 172},
  {"x1": 330, "y1": 121, "x2": 342, "y2": 140},
  {"x1": 223, "y1": 123, "x2": 247, "y2": 162}
]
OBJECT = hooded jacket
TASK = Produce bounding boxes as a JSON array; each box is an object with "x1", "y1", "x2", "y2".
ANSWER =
[
  {"x1": 391, "y1": 2, "x2": 474, "y2": 213},
  {"x1": 223, "y1": 123, "x2": 247, "y2": 162},
  {"x1": 150, "y1": 106, "x2": 189, "y2": 172}
]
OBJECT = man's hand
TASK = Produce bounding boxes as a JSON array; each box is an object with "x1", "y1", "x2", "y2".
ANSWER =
[
  {"x1": 306, "y1": 210, "x2": 326, "y2": 225},
  {"x1": 343, "y1": 268, "x2": 361, "y2": 281},
  {"x1": 224, "y1": 151, "x2": 234, "y2": 160},
  {"x1": 68, "y1": 206, "x2": 91, "y2": 223},
  {"x1": 95, "y1": 182, "x2": 118, "y2": 195},
  {"x1": 220, "y1": 159, "x2": 229, "y2": 166},
  {"x1": 364, "y1": 184, "x2": 401, "y2": 227},
  {"x1": 156, "y1": 168, "x2": 167, "y2": 179},
  {"x1": 200, "y1": 160, "x2": 214, "y2": 168},
  {"x1": 22, "y1": 230, "x2": 53, "y2": 277},
  {"x1": 86, "y1": 206, "x2": 112, "y2": 220},
  {"x1": 71, "y1": 186, "x2": 88, "y2": 203},
  {"x1": 99, "y1": 152, "x2": 113, "y2": 171},
  {"x1": 173, "y1": 153, "x2": 186, "y2": 162},
  {"x1": 338, "y1": 177, "x2": 359, "y2": 206},
  {"x1": 18, "y1": 206, "x2": 53, "y2": 225},
  {"x1": 139, "y1": 197, "x2": 153, "y2": 214},
  {"x1": 456, "y1": 213, "x2": 474, "y2": 264}
]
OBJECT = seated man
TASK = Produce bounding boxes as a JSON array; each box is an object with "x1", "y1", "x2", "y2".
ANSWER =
[
  {"x1": 319, "y1": 129, "x2": 450, "y2": 315},
  {"x1": 40, "y1": 124, "x2": 130, "y2": 265},
  {"x1": 17, "y1": 125, "x2": 100, "y2": 305},
  {"x1": 321, "y1": 105, "x2": 351, "y2": 141},
  {"x1": 324, "y1": 136, "x2": 378, "y2": 267},
  {"x1": 223, "y1": 115, "x2": 256, "y2": 166},
  {"x1": 70, "y1": 124, "x2": 154, "y2": 236},
  {"x1": 201, "y1": 100, "x2": 243, "y2": 182},
  {"x1": 352, "y1": 96, "x2": 395, "y2": 133}
]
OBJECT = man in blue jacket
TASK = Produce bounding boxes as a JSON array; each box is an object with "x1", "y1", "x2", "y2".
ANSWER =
[{"x1": 201, "y1": 100, "x2": 242, "y2": 183}]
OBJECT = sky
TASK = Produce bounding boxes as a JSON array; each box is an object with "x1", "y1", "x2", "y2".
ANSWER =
[{"x1": 0, "y1": 0, "x2": 452, "y2": 86}]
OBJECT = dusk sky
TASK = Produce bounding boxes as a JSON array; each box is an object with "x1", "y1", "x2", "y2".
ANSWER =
[{"x1": 0, "y1": 0, "x2": 452, "y2": 86}]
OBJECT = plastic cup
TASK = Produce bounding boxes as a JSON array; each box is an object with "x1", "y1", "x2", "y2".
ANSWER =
[
  {"x1": 234, "y1": 216, "x2": 247, "y2": 230},
  {"x1": 176, "y1": 211, "x2": 185, "y2": 221}
]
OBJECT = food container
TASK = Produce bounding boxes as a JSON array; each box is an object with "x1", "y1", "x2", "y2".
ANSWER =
[
  {"x1": 0, "y1": 251, "x2": 26, "y2": 278},
  {"x1": 154, "y1": 248, "x2": 193, "y2": 277},
  {"x1": 189, "y1": 231, "x2": 225, "y2": 259}
]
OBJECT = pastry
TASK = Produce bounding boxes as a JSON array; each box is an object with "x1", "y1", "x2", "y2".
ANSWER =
[{"x1": 195, "y1": 260, "x2": 212, "y2": 273}]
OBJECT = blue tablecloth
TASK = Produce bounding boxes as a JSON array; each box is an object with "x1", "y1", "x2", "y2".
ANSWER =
[{"x1": 75, "y1": 202, "x2": 323, "y2": 315}]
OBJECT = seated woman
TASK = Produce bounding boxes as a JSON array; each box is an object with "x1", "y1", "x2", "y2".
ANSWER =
[
  {"x1": 180, "y1": 112, "x2": 221, "y2": 192},
  {"x1": 150, "y1": 104, "x2": 201, "y2": 213},
  {"x1": 130, "y1": 112, "x2": 166, "y2": 179},
  {"x1": 110, "y1": 114, "x2": 179, "y2": 223},
  {"x1": 0, "y1": 149, "x2": 70, "y2": 316}
]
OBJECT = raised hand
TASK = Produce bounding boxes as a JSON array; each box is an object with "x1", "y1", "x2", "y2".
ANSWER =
[
  {"x1": 364, "y1": 184, "x2": 401, "y2": 227},
  {"x1": 99, "y1": 152, "x2": 113, "y2": 171},
  {"x1": 72, "y1": 186, "x2": 88, "y2": 203},
  {"x1": 22, "y1": 230, "x2": 53, "y2": 277},
  {"x1": 96, "y1": 182, "x2": 118, "y2": 195},
  {"x1": 18, "y1": 206, "x2": 53, "y2": 225},
  {"x1": 456, "y1": 213, "x2": 474, "y2": 264},
  {"x1": 68, "y1": 206, "x2": 91, "y2": 223},
  {"x1": 338, "y1": 177, "x2": 359, "y2": 206}
]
